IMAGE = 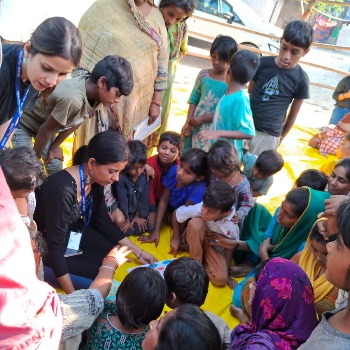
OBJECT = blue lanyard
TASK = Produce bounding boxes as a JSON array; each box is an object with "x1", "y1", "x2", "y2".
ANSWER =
[
  {"x1": 79, "y1": 164, "x2": 93, "y2": 228},
  {"x1": 0, "y1": 49, "x2": 30, "y2": 149}
]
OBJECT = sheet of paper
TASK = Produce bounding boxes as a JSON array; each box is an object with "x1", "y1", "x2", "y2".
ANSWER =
[
  {"x1": 133, "y1": 108, "x2": 162, "y2": 141},
  {"x1": 127, "y1": 258, "x2": 176, "y2": 278}
]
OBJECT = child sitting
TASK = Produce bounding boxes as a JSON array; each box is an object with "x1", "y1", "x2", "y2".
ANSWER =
[
  {"x1": 197, "y1": 50, "x2": 259, "y2": 161},
  {"x1": 242, "y1": 149, "x2": 284, "y2": 197},
  {"x1": 139, "y1": 148, "x2": 208, "y2": 246},
  {"x1": 295, "y1": 168, "x2": 328, "y2": 191},
  {"x1": 174, "y1": 181, "x2": 239, "y2": 288},
  {"x1": 164, "y1": 257, "x2": 231, "y2": 350},
  {"x1": 208, "y1": 140, "x2": 254, "y2": 226},
  {"x1": 112, "y1": 140, "x2": 152, "y2": 236},
  {"x1": 181, "y1": 35, "x2": 238, "y2": 152},
  {"x1": 147, "y1": 131, "x2": 181, "y2": 228},
  {"x1": 81, "y1": 267, "x2": 166, "y2": 350}
]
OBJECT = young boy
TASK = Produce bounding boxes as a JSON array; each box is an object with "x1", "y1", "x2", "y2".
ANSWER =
[
  {"x1": 12, "y1": 55, "x2": 133, "y2": 174},
  {"x1": 242, "y1": 149, "x2": 284, "y2": 197},
  {"x1": 295, "y1": 168, "x2": 328, "y2": 191},
  {"x1": 175, "y1": 180, "x2": 239, "y2": 288},
  {"x1": 248, "y1": 20, "x2": 314, "y2": 155},
  {"x1": 197, "y1": 50, "x2": 259, "y2": 161},
  {"x1": 164, "y1": 257, "x2": 231, "y2": 350},
  {"x1": 146, "y1": 131, "x2": 181, "y2": 227},
  {"x1": 112, "y1": 140, "x2": 152, "y2": 236}
]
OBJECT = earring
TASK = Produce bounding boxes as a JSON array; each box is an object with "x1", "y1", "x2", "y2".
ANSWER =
[{"x1": 86, "y1": 169, "x2": 93, "y2": 184}]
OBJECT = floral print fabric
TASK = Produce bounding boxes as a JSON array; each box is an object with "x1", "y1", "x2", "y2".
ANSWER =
[{"x1": 230, "y1": 258, "x2": 318, "y2": 350}]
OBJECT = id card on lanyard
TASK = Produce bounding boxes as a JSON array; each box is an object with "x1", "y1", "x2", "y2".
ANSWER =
[
  {"x1": 65, "y1": 164, "x2": 93, "y2": 257},
  {"x1": 0, "y1": 49, "x2": 30, "y2": 149}
]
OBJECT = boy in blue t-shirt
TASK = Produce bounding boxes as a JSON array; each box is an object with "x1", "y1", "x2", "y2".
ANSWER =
[
  {"x1": 197, "y1": 50, "x2": 259, "y2": 161},
  {"x1": 248, "y1": 20, "x2": 314, "y2": 155}
]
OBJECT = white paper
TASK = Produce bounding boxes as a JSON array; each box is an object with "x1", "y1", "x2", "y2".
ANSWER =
[{"x1": 133, "y1": 108, "x2": 162, "y2": 141}]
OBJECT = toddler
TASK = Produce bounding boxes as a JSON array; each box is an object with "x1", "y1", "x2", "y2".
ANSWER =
[
  {"x1": 112, "y1": 140, "x2": 152, "y2": 236},
  {"x1": 81, "y1": 267, "x2": 166, "y2": 350},
  {"x1": 139, "y1": 148, "x2": 208, "y2": 246},
  {"x1": 182, "y1": 35, "x2": 238, "y2": 152},
  {"x1": 243, "y1": 149, "x2": 284, "y2": 197}
]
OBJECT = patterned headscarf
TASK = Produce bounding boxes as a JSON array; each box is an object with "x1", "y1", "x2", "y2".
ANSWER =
[{"x1": 231, "y1": 258, "x2": 318, "y2": 350}]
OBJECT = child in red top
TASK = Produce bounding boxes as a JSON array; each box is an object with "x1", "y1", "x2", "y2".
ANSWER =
[{"x1": 147, "y1": 131, "x2": 181, "y2": 228}]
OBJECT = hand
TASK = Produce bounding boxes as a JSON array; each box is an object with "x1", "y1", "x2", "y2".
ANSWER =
[
  {"x1": 181, "y1": 122, "x2": 192, "y2": 137},
  {"x1": 260, "y1": 238, "x2": 275, "y2": 251},
  {"x1": 148, "y1": 103, "x2": 160, "y2": 125},
  {"x1": 232, "y1": 212, "x2": 239, "y2": 224},
  {"x1": 323, "y1": 195, "x2": 348, "y2": 216},
  {"x1": 147, "y1": 212, "x2": 156, "y2": 226},
  {"x1": 138, "y1": 250, "x2": 158, "y2": 266},
  {"x1": 132, "y1": 217, "x2": 147, "y2": 232},
  {"x1": 316, "y1": 215, "x2": 338, "y2": 240},
  {"x1": 47, "y1": 145, "x2": 64, "y2": 163},
  {"x1": 208, "y1": 232, "x2": 236, "y2": 250},
  {"x1": 120, "y1": 219, "x2": 133, "y2": 234},
  {"x1": 197, "y1": 130, "x2": 219, "y2": 142},
  {"x1": 188, "y1": 115, "x2": 203, "y2": 128},
  {"x1": 104, "y1": 245, "x2": 132, "y2": 269},
  {"x1": 170, "y1": 237, "x2": 181, "y2": 257},
  {"x1": 144, "y1": 164, "x2": 155, "y2": 181},
  {"x1": 137, "y1": 231, "x2": 160, "y2": 247}
]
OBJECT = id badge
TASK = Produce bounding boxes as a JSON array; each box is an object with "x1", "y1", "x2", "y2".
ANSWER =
[{"x1": 64, "y1": 231, "x2": 83, "y2": 257}]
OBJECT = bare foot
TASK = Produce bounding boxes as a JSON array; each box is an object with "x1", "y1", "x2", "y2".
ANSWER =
[
  {"x1": 229, "y1": 264, "x2": 253, "y2": 278},
  {"x1": 229, "y1": 304, "x2": 245, "y2": 324},
  {"x1": 227, "y1": 276, "x2": 238, "y2": 290}
]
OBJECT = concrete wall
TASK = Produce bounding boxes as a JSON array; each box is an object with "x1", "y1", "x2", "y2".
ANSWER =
[
  {"x1": 275, "y1": 0, "x2": 302, "y2": 28},
  {"x1": 242, "y1": 0, "x2": 284, "y2": 24}
]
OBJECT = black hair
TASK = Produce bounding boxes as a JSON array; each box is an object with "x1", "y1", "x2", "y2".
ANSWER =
[
  {"x1": 89, "y1": 55, "x2": 133, "y2": 96},
  {"x1": 124, "y1": 140, "x2": 147, "y2": 172},
  {"x1": 255, "y1": 150, "x2": 284, "y2": 177},
  {"x1": 72, "y1": 145, "x2": 89, "y2": 166},
  {"x1": 87, "y1": 130, "x2": 128, "y2": 165},
  {"x1": 0, "y1": 147, "x2": 46, "y2": 191},
  {"x1": 208, "y1": 140, "x2": 240, "y2": 175},
  {"x1": 203, "y1": 180, "x2": 235, "y2": 212},
  {"x1": 158, "y1": 0, "x2": 196, "y2": 17},
  {"x1": 30, "y1": 17, "x2": 82, "y2": 65},
  {"x1": 282, "y1": 20, "x2": 314, "y2": 50},
  {"x1": 310, "y1": 222, "x2": 337, "y2": 245},
  {"x1": 336, "y1": 199, "x2": 350, "y2": 249},
  {"x1": 334, "y1": 158, "x2": 350, "y2": 181},
  {"x1": 159, "y1": 131, "x2": 181, "y2": 150},
  {"x1": 180, "y1": 148, "x2": 209, "y2": 179},
  {"x1": 116, "y1": 267, "x2": 166, "y2": 329},
  {"x1": 285, "y1": 187, "x2": 310, "y2": 217},
  {"x1": 229, "y1": 50, "x2": 260, "y2": 85},
  {"x1": 164, "y1": 257, "x2": 209, "y2": 307},
  {"x1": 295, "y1": 169, "x2": 328, "y2": 191},
  {"x1": 155, "y1": 304, "x2": 221, "y2": 350},
  {"x1": 27, "y1": 226, "x2": 47, "y2": 256},
  {"x1": 210, "y1": 35, "x2": 238, "y2": 62}
]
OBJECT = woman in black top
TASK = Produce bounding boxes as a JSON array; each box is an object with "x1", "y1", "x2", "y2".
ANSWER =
[{"x1": 35, "y1": 130, "x2": 157, "y2": 294}]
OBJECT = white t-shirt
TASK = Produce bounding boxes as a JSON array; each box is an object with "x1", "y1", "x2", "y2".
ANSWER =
[{"x1": 176, "y1": 202, "x2": 239, "y2": 240}]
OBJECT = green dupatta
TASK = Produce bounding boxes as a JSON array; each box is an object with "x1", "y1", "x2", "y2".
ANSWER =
[{"x1": 270, "y1": 188, "x2": 330, "y2": 259}]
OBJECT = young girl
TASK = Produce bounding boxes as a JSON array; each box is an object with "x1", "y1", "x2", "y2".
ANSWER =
[
  {"x1": 81, "y1": 267, "x2": 167, "y2": 350},
  {"x1": 208, "y1": 140, "x2": 254, "y2": 226},
  {"x1": 182, "y1": 35, "x2": 238, "y2": 152},
  {"x1": 328, "y1": 158, "x2": 350, "y2": 196},
  {"x1": 300, "y1": 200, "x2": 350, "y2": 349},
  {"x1": 139, "y1": 148, "x2": 208, "y2": 246},
  {"x1": 147, "y1": 131, "x2": 181, "y2": 227},
  {"x1": 0, "y1": 17, "x2": 82, "y2": 148},
  {"x1": 113, "y1": 140, "x2": 153, "y2": 236}
]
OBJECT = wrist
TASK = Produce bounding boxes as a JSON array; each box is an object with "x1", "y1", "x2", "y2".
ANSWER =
[
  {"x1": 151, "y1": 100, "x2": 161, "y2": 107},
  {"x1": 137, "y1": 249, "x2": 143, "y2": 259},
  {"x1": 103, "y1": 255, "x2": 119, "y2": 270}
]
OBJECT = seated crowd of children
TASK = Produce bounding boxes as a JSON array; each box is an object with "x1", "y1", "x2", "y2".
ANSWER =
[{"x1": 1, "y1": 10, "x2": 350, "y2": 350}]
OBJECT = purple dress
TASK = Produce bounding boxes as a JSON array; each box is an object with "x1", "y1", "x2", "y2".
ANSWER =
[{"x1": 230, "y1": 258, "x2": 318, "y2": 350}]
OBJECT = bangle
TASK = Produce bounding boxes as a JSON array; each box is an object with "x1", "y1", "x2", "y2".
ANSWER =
[
  {"x1": 104, "y1": 255, "x2": 119, "y2": 269},
  {"x1": 99, "y1": 265, "x2": 115, "y2": 273},
  {"x1": 151, "y1": 101, "x2": 161, "y2": 107},
  {"x1": 137, "y1": 249, "x2": 143, "y2": 259},
  {"x1": 234, "y1": 240, "x2": 240, "y2": 251}
]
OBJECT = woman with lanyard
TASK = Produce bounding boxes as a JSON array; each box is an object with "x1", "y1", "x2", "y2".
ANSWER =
[
  {"x1": 0, "y1": 17, "x2": 82, "y2": 149},
  {"x1": 34, "y1": 130, "x2": 157, "y2": 294}
]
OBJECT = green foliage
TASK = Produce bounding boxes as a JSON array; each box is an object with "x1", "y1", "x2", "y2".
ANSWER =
[{"x1": 315, "y1": 0, "x2": 345, "y2": 17}]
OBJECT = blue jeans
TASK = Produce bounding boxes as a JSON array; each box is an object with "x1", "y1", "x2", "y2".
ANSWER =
[
  {"x1": 329, "y1": 106, "x2": 350, "y2": 125},
  {"x1": 44, "y1": 265, "x2": 93, "y2": 290},
  {"x1": 12, "y1": 128, "x2": 63, "y2": 175}
]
